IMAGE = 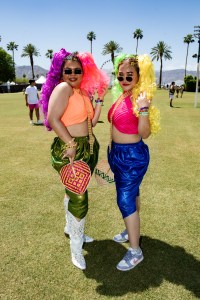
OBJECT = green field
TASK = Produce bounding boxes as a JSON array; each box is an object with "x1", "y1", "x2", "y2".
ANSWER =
[{"x1": 0, "y1": 90, "x2": 200, "y2": 300}]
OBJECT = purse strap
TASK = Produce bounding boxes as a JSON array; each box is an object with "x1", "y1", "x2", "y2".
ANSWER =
[{"x1": 80, "y1": 90, "x2": 94, "y2": 154}]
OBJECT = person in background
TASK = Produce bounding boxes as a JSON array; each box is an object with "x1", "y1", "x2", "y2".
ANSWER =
[
  {"x1": 25, "y1": 79, "x2": 43, "y2": 125},
  {"x1": 107, "y1": 53, "x2": 160, "y2": 271},
  {"x1": 40, "y1": 49, "x2": 109, "y2": 270},
  {"x1": 175, "y1": 85, "x2": 180, "y2": 98},
  {"x1": 180, "y1": 85, "x2": 184, "y2": 98},
  {"x1": 169, "y1": 81, "x2": 175, "y2": 107}
]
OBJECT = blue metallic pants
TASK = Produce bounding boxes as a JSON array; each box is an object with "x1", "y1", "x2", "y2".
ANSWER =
[{"x1": 108, "y1": 140, "x2": 150, "y2": 218}]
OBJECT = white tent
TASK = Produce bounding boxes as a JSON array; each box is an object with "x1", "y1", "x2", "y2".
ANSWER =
[{"x1": 36, "y1": 75, "x2": 46, "y2": 84}]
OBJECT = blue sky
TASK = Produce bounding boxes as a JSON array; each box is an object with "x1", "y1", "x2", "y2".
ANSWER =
[{"x1": 0, "y1": 0, "x2": 199, "y2": 72}]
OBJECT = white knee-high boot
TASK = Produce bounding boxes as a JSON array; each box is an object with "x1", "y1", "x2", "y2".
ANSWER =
[
  {"x1": 64, "y1": 195, "x2": 94, "y2": 243},
  {"x1": 64, "y1": 195, "x2": 69, "y2": 235},
  {"x1": 67, "y1": 211, "x2": 86, "y2": 270}
]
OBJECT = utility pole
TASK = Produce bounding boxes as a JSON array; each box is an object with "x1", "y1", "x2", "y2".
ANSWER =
[{"x1": 194, "y1": 26, "x2": 200, "y2": 108}]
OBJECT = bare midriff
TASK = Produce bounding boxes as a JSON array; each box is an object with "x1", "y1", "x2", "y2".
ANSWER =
[
  {"x1": 66, "y1": 120, "x2": 89, "y2": 137},
  {"x1": 112, "y1": 125, "x2": 141, "y2": 143}
]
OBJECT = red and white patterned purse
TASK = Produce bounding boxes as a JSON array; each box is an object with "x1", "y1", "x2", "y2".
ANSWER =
[{"x1": 60, "y1": 161, "x2": 91, "y2": 195}]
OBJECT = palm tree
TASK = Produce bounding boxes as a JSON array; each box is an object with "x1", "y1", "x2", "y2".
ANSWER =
[
  {"x1": 133, "y1": 28, "x2": 143, "y2": 54},
  {"x1": 21, "y1": 44, "x2": 40, "y2": 79},
  {"x1": 45, "y1": 49, "x2": 53, "y2": 61},
  {"x1": 151, "y1": 41, "x2": 172, "y2": 88},
  {"x1": 87, "y1": 31, "x2": 96, "y2": 54},
  {"x1": 7, "y1": 41, "x2": 18, "y2": 68},
  {"x1": 102, "y1": 41, "x2": 123, "y2": 67},
  {"x1": 183, "y1": 34, "x2": 195, "y2": 77}
]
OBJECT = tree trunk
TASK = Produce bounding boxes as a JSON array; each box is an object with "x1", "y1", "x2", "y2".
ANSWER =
[
  {"x1": 12, "y1": 50, "x2": 15, "y2": 68},
  {"x1": 30, "y1": 55, "x2": 35, "y2": 79},
  {"x1": 159, "y1": 58, "x2": 163, "y2": 88},
  {"x1": 136, "y1": 40, "x2": 138, "y2": 54},
  {"x1": 111, "y1": 52, "x2": 114, "y2": 66},
  {"x1": 185, "y1": 44, "x2": 189, "y2": 77}
]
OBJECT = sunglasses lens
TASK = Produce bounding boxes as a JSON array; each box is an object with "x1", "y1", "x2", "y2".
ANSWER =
[
  {"x1": 117, "y1": 76, "x2": 133, "y2": 82},
  {"x1": 64, "y1": 69, "x2": 82, "y2": 75},
  {"x1": 74, "y1": 69, "x2": 82, "y2": 74},
  {"x1": 64, "y1": 69, "x2": 72, "y2": 74},
  {"x1": 126, "y1": 76, "x2": 133, "y2": 82}
]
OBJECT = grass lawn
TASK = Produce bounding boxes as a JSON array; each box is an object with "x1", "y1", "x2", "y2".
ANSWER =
[{"x1": 0, "y1": 90, "x2": 200, "y2": 300}]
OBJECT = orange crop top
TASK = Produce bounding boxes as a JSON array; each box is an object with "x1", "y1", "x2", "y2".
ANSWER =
[{"x1": 61, "y1": 89, "x2": 94, "y2": 127}]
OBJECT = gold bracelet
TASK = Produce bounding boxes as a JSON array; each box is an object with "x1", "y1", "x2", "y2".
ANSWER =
[{"x1": 64, "y1": 138, "x2": 77, "y2": 150}]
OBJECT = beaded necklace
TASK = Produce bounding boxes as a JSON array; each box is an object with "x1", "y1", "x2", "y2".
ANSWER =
[{"x1": 109, "y1": 90, "x2": 132, "y2": 150}]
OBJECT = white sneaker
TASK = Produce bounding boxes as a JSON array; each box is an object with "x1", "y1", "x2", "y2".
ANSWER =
[
  {"x1": 113, "y1": 229, "x2": 129, "y2": 243},
  {"x1": 117, "y1": 247, "x2": 144, "y2": 271},
  {"x1": 36, "y1": 120, "x2": 43, "y2": 125},
  {"x1": 30, "y1": 120, "x2": 34, "y2": 125}
]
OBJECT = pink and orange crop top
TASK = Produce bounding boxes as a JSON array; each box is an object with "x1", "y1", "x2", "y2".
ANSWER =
[
  {"x1": 108, "y1": 95, "x2": 139, "y2": 134},
  {"x1": 61, "y1": 89, "x2": 94, "y2": 127}
]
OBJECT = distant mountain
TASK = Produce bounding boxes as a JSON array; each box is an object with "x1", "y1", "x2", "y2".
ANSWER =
[
  {"x1": 155, "y1": 69, "x2": 196, "y2": 85},
  {"x1": 104, "y1": 68, "x2": 197, "y2": 85},
  {"x1": 16, "y1": 65, "x2": 197, "y2": 85},
  {"x1": 15, "y1": 65, "x2": 48, "y2": 79}
]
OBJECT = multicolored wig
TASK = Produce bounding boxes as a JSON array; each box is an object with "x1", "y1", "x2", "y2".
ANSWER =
[
  {"x1": 112, "y1": 53, "x2": 160, "y2": 134},
  {"x1": 40, "y1": 48, "x2": 109, "y2": 130}
]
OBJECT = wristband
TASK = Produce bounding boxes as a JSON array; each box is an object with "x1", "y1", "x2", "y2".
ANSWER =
[
  {"x1": 139, "y1": 111, "x2": 149, "y2": 116},
  {"x1": 138, "y1": 106, "x2": 149, "y2": 112},
  {"x1": 95, "y1": 99, "x2": 103, "y2": 103}
]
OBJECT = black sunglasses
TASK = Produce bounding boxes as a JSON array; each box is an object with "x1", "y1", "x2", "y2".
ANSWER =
[
  {"x1": 117, "y1": 76, "x2": 133, "y2": 82},
  {"x1": 64, "y1": 68, "x2": 82, "y2": 75}
]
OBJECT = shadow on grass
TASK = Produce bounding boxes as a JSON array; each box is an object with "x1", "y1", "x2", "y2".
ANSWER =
[
  {"x1": 97, "y1": 120, "x2": 104, "y2": 123},
  {"x1": 33, "y1": 122, "x2": 44, "y2": 126},
  {"x1": 84, "y1": 236, "x2": 200, "y2": 298}
]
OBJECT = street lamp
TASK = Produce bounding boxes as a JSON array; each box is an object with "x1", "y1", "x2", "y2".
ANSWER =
[{"x1": 194, "y1": 26, "x2": 200, "y2": 108}]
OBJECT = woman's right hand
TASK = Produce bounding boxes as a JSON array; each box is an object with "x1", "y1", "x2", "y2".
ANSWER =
[
  {"x1": 62, "y1": 147, "x2": 76, "y2": 165},
  {"x1": 98, "y1": 86, "x2": 108, "y2": 100}
]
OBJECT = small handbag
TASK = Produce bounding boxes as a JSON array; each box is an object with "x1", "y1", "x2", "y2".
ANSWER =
[
  {"x1": 95, "y1": 159, "x2": 114, "y2": 186},
  {"x1": 60, "y1": 160, "x2": 91, "y2": 195}
]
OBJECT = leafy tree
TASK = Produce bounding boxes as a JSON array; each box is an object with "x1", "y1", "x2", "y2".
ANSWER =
[
  {"x1": 183, "y1": 34, "x2": 195, "y2": 77},
  {"x1": 45, "y1": 49, "x2": 53, "y2": 61},
  {"x1": 87, "y1": 31, "x2": 96, "y2": 54},
  {"x1": 133, "y1": 28, "x2": 143, "y2": 54},
  {"x1": 102, "y1": 41, "x2": 123, "y2": 67},
  {"x1": 21, "y1": 44, "x2": 40, "y2": 79},
  {"x1": 0, "y1": 47, "x2": 15, "y2": 83},
  {"x1": 184, "y1": 75, "x2": 198, "y2": 92},
  {"x1": 0, "y1": 36, "x2": 1, "y2": 42},
  {"x1": 151, "y1": 41, "x2": 172, "y2": 88},
  {"x1": 7, "y1": 42, "x2": 18, "y2": 69},
  {"x1": 22, "y1": 73, "x2": 27, "y2": 83}
]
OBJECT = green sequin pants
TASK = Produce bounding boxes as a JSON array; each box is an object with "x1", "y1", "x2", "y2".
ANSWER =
[{"x1": 51, "y1": 136, "x2": 99, "y2": 219}]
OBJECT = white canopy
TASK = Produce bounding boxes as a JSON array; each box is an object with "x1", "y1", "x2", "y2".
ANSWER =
[{"x1": 36, "y1": 75, "x2": 46, "y2": 84}]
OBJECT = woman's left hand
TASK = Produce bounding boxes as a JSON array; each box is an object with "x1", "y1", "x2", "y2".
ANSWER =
[{"x1": 136, "y1": 91, "x2": 151, "y2": 109}]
